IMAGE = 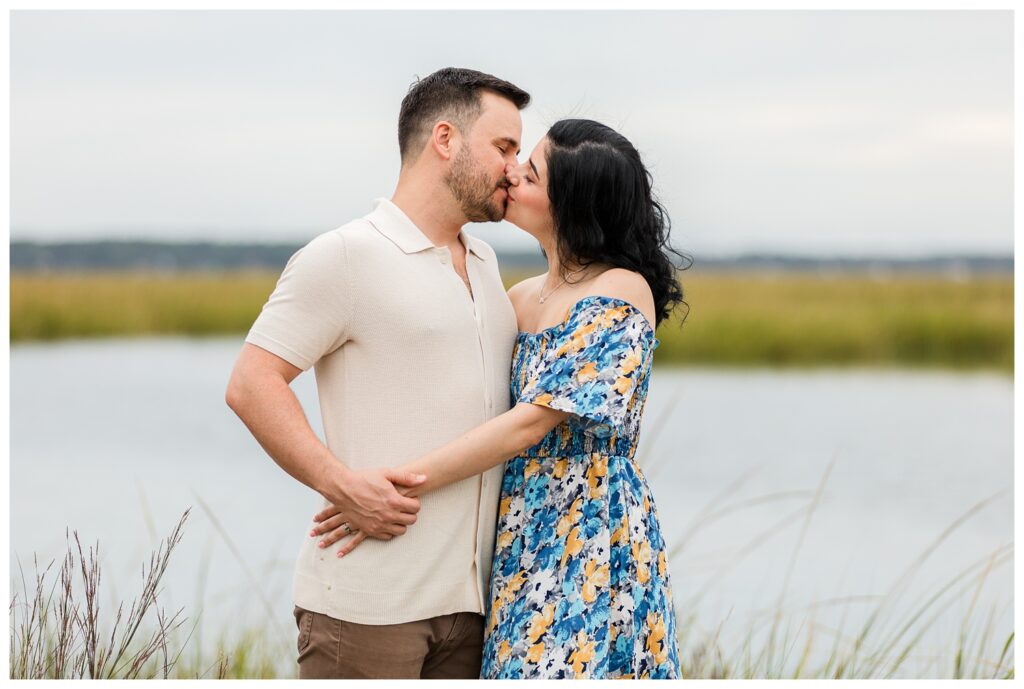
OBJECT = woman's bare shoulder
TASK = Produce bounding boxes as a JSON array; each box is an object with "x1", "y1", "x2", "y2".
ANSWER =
[{"x1": 590, "y1": 268, "x2": 656, "y2": 324}]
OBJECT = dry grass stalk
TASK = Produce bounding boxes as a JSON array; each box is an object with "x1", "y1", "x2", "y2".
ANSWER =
[{"x1": 9, "y1": 510, "x2": 192, "y2": 679}]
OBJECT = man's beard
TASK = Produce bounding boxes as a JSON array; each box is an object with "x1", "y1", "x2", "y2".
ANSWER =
[{"x1": 446, "y1": 146, "x2": 505, "y2": 223}]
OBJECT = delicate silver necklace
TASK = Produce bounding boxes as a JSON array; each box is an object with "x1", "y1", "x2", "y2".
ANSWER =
[{"x1": 538, "y1": 267, "x2": 586, "y2": 303}]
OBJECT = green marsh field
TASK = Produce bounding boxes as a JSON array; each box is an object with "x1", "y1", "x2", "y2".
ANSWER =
[{"x1": 9, "y1": 270, "x2": 1013, "y2": 371}]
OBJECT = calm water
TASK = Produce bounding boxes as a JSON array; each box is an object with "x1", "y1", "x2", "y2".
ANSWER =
[{"x1": 9, "y1": 338, "x2": 1014, "y2": 678}]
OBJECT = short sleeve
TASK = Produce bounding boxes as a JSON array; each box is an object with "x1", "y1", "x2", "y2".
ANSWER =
[
  {"x1": 518, "y1": 298, "x2": 655, "y2": 438},
  {"x1": 245, "y1": 230, "x2": 352, "y2": 371}
]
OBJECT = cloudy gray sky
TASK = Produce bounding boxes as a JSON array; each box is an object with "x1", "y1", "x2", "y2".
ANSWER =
[{"x1": 10, "y1": 10, "x2": 1013, "y2": 256}]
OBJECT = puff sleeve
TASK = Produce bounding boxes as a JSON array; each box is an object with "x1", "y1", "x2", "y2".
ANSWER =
[{"x1": 518, "y1": 298, "x2": 656, "y2": 438}]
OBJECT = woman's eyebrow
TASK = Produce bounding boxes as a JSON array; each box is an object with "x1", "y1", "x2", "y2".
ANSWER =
[{"x1": 529, "y1": 158, "x2": 539, "y2": 178}]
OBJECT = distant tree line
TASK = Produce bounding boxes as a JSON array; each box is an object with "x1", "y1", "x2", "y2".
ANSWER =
[{"x1": 8, "y1": 240, "x2": 1012, "y2": 274}]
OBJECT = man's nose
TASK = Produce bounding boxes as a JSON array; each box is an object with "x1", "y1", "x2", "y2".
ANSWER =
[{"x1": 505, "y1": 163, "x2": 520, "y2": 185}]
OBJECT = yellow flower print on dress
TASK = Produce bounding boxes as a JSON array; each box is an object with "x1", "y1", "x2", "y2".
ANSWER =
[
  {"x1": 526, "y1": 603, "x2": 556, "y2": 644},
  {"x1": 524, "y1": 458, "x2": 543, "y2": 479},
  {"x1": 497, "y1": 639, "x2": 513, "y2": 664},
  {"x1": 581, "y1": 559, "x2": 611, "y2": 603},
  {"x1": 620, "y1": 349, "x2": 643, "y2": 375},
  {"x1": 593, "y1": 304, "x2": 628, "y2": 329},
  {"x1": 577, "y1": 361, "x2": 599, "y2": 383},
  {"x1": 560, "y1": 526, "x2": 584, "y2": 567},
  {"x1": 587, "y1": 455, "x2": 608, "y2": 498},
  {"x1": 552, "y1": 457, "x2": 568, "y2": 479},
  {"x1": 613, "y1": 376, "x2": 633, "y2": 395},
  {"x1": 632, "y1": 539, "x2": 653, "y2": 584},
  {"x1": 568, "y1": 630, "x2": 597, "y2": 676},
  {"x1": 646, "y1": 612, "x2": 669, "y2": 666},
  {"x1": 556, "y1": 497, "x2": 583, "y2": 537},
  {"x1": 531, "y1": 392, "x2": 553, "y2": 407}
]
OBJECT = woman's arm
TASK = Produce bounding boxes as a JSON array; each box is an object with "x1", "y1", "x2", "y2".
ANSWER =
[
  {"x1": 312, "y1": 402, "x2": 568, "y2": 556},
  {"x1": 400, "y1": 402, "x2": 569, "y2": 497}
]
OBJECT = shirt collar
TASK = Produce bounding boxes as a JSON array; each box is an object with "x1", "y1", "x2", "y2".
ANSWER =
[{"x1": 364, "y1": 198, "x2": 489, "y2": 261}]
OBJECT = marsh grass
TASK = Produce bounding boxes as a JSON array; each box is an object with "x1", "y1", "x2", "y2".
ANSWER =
[
  {"x1": 653, "y1": 270, "x2": 1013, "y2": 371},
  {"x1": 9, "y1": 478, "x2": 1014, "y2": 679},
  {"x1": 8, "y1": 508, "x2": 290, "y2": 680},
  {"x1": 9, "y1": 271, "x2": 276, "y2": 341},
  {"x1": 9, "y1": 511, "x2": 194, "y2": 679},
  {"x1": 10, "y1": 270, "x2": 1013, "y2": 371},
  {"x1": 662, "y1": 463, "x2": 1014, "y2": 679}
]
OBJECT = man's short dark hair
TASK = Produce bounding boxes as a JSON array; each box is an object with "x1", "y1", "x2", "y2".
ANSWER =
[{"x1": 398, "y1": 67, "x2": 530, "y2": 164}]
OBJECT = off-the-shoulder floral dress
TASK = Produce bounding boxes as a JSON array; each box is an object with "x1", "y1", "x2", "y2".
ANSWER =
[{"x1": 480, "y1": 295, "x2": 681, "y2": 679}]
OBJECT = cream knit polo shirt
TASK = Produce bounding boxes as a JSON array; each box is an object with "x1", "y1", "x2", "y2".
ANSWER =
[{"x1": 246, "y1": 198, "x2": 518, "y2": 625}]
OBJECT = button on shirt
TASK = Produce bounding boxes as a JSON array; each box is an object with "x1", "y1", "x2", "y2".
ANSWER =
[{"x1": 245, "y1": 198, "x2": 518, "y2": 624}]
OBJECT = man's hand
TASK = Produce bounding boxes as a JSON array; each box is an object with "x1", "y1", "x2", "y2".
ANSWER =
[{"x1": 318, "y1": 467, "x2": 426, "y2": 546}]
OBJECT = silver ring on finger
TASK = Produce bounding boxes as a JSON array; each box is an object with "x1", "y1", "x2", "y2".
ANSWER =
[{"x1": 342, "y1": 523, "x2": 352, "y2": 535}]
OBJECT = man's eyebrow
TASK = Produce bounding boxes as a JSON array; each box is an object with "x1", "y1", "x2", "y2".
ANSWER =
[
  {"x1": 529, "y1": 158, "x2": 539, "y2": 179},
  {"x1": 496, "y1": 136, "x2": 519, "y2": 152}
]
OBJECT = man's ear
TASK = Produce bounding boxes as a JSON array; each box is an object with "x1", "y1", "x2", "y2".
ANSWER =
[{"x1": 430, "y1": 120, "x2": 458, "y2": 161}]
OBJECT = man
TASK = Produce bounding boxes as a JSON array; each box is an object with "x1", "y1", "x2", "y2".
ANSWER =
[{"x1": 225, "y1": 67, "x2": 530, "y2": 679}]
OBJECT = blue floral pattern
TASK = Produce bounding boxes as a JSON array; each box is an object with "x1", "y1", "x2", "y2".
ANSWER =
[{"x1": 481, "y1": 296, "x2": 681, "y2": 679}]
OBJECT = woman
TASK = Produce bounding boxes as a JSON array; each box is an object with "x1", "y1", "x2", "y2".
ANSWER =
[{"x1": 314, "y1": 119, "x2": 687, "y2": 679}]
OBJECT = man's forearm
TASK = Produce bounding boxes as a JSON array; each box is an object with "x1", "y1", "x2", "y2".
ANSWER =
[
  {"x1": 227, "y1": 344, "x2": 422, "y2": 540},
  {"x1": 227, "y1": 369, "x2": 348, "y2": 497}
]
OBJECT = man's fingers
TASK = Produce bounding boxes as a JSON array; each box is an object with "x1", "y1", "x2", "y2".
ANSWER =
[
  {"x1": 394, "y1": 511, "x2": 417, "y2": 526},
  {"x1": 387, "y1": 524, "x2": 408, "y2": 537},
  {"x1": 388, "y1": 494, "x2": 421, "y2": 514},
  {"x1": 335, "y1": 531, "x2": 367, "y2": 557},
  {"x1": 384, "y1": 470, "x2": 427, "y2": 488}
]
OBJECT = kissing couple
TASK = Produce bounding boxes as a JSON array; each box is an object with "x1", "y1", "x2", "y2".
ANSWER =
[{"x1": 227, "y1": 66, "x2": 686, "y2": 680}]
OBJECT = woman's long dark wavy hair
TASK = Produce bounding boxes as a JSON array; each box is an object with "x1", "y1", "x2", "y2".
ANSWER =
[{"x1": 545, "y1": 119, "x2": 691, "y2": 327}]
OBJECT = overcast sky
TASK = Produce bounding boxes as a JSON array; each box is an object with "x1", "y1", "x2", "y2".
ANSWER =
[{"x1": 10, "y1": 10, "x2": 1013, "y2": 256}]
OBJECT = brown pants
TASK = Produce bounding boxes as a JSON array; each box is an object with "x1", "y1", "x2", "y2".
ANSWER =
[{"x1": 293, "y1": 605, "x2": 484, "y2": 679}]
